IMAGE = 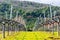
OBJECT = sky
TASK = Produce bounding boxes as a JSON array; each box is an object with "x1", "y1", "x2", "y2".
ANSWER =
[
  {"x1": 19, "y1": 0, "x2": 60, "y2": 6},
  {"x1": 0, "y1": 0, "x2": 60, "y2": 6}
]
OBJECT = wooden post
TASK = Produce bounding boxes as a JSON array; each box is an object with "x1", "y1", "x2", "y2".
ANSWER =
[
  {"x1": 52, "y1": 23, "x2": 54, "y2": 35},
  {"x1": 57, "y1": 19, "x2": 59, "y2": 36},
  {"x1": 57, "y1": 22, "x2": 59, "y2": 36},
  {"x1": 44, "y1": 24, "x2": 45, "y2": 31},
  {"x1": 2, "y1": 22, "x2": 5, "y2": 38},
  {"x1": 7, "y1": 23, "x2": 9, "y2": 36}
]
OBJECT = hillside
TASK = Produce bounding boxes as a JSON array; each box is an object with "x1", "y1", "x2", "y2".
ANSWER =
[{"x1": 0, "y1": 0, "x2": 60, "y2": 30}]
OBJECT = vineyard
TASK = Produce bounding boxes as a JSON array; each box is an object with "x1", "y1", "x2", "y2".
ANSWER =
[{"x1": 0, "y1": 0, "x2": 60, "y2": 40}]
